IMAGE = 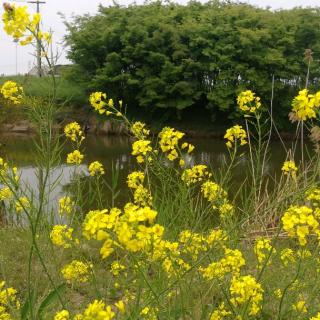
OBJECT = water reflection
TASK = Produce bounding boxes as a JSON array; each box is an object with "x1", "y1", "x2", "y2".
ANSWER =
[{"x1": 0, "y1": 133, "x2": 305, "y2": 206}]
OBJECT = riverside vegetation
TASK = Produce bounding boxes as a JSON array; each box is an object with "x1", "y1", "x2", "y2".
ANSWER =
[
  {"x1": 2, "y1": 3, "x2": 320, "y2": 320},
  {"x1": 65, "y1": 1, "x2": 320, "y2": 129}
]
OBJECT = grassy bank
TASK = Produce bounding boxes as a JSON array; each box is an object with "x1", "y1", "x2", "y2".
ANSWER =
[{"x1": 0, "y1": 75, "x2": 87, "y2": 106}]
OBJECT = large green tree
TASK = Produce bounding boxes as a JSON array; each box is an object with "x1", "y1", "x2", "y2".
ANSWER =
[{"x1": 65, "y1": 1, "x2": 320, "y2": 128}]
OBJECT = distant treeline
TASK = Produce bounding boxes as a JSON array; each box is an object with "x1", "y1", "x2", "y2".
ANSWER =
[{"x1": 65, "y1": 1, "x2": 320, "y2": 129}]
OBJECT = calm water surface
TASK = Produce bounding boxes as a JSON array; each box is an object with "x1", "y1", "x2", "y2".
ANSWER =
[{"x1": 0, "y1": 134, "x2": 303, "y2": 206}]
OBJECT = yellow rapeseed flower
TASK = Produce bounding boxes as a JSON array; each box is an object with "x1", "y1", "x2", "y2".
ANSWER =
[
  {"x1": 58, "y1": 196, "x2": 74, "y2": 216},
  {"x1": 311, "y1": 312, "x2": 320, "y2": 320},
  {"x1": 291, "y1": 89, "x2": 320, "y2": 121},
  {"x1": 50, "y1": 225, "x2": 74, "y2": 248},
  {"x1": 2, "y1": 4, "x2": 41, "y2": 45},
  {"x1": 115, "y1": 300, "x2": 125, "y2": 314},
  {"x1": 158, "y1": 127, "x2": 184, "y2": 161},
  {"x1": 230, "y1": 275, "x2": 263, "y2": 316},
  {"x1": 88, "y1": 161, "x2": 105, "y2": 176},
  {"x1": 201, "y1": 181, "x2": 227, "y2": 204},
  {"x1": 15, "y1": 196, "x2": 30, "y2": 214},
  {"x1": 127, "y1": 171, "x2": 145, "y2": 189},
  {"x1": 61, "y1": 260, "x2": 91, "y2": 283},
  {"x1": 199, "y1": 248, "x2": 245, "y2": 280},
  {"x1": 54, "y1": 310, "x2": 70, "y2": 320},
  {"x1": 80, "y1": 300, "x2": 115, "y2": 319},
  {"x1": 66, "y1": 150, "x2": 84, "y2": 165},
  {"x1": 254, "y1": 238, "x2": 274, "y2": 267},
  {"x1": 133, "y1": 185, "x2": 152, "y2": 207},
  {"x1": 293, "y1": 300, "x2": 307, "y2": 314},
  {"x1": 64, "y1": 122, "x2": 84, "y2": 143},
  {"x1": 181, "y1": 164, "x2": 212, "y2": 186},
  {"x1": 111, "y1": 261, "x2": 126, "y2": 276},
  {"x1": 281, "y1": 160, "x2": 298, "y2": 177},
  {"x1": 237, "y1": 90, "x2": 261, "y2": 114},
  {"x1": 210, "y1": 303, "x2": 231, "y2": 320},
  {"x1": 224, "y1": 125, "x2": 247, "y2": 148},
  {"x1": 282, "y1": 205, "x2": 319, "y2": 246},
  {"x1": 0, "y1": 81, "x2": 23, "y2": 105},
  {"x1": 131, "y1": 121, "x2": 150, "y2": 138},
  {"x1": 89, "y1": 92, "x2": 107, "y2": 114},
  {"x1": 0, "y1": 187, "x2": 13, "y2": 201},
  {"x1": 306, "y1": 187, "x2": 320, "y2": 207},
  {"x1": 131, "y1": 140, "x2": 152, "y2": 163},
  {"x1": 280, "y1": 248, "x2": 295, "y2": 266},
  {"x1": 0, "y1": 280, "x2": 20, "y2": 316}
]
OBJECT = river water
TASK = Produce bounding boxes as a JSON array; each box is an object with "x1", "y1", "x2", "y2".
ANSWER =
[{"x1": 0, "y1": 133, "x2": 305, "y2": 207}]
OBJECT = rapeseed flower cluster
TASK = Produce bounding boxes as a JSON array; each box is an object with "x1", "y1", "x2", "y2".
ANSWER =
[
  {"x1": 254, "y1": 238, "x2": 274, "y2": 267},
  {"x1": 280, "y1": 248, "x2": 295, "y2": 266},
  {"x1": 0, "y1": 161, "x2": 19, "y2": 183},
  {"x1": 179, "y1": 230, "x2": 207, "y2": 260},
  {"x1": 55, "y1": 299, "x2": 127, "y2": 320},
  {"x1": 0, "y1": 281, "x2": 20, "y2": 319},
  {"x1": 291, "y1": 89, "x2": 320, "y2": 121},
  {"x1": 281, "y1": 160, "x2": 298, "y2": 177},
  {"x1": 54, "y1": 310, "x2": 70, "y2": 320},
  {"x1": 199, "y1": 248, "x2": 245, "y2": 280},
  {"x1": 64, "y1": 122, "x2": 84, "y2": 144},
  {"x1": 58, "y1": 196, "x2": 74, "y2": 216},
  {"x1": 110, "y1": 261, "x2": 126, "y2": 276},
  {"x1": 201, "y1": 181, "x2": 227, "y2": 206},
  {"x1": 131, "y1": 140, "x2": 152, "y2": 163},
  {"x1": 2, "y1": 4, "x2": 39, "y2": 44},
  {"x1": 230, "y1": 275, "x2": 264, "y2": 316},
  {"x1": 158, "y1": 127, "x2": 185, "y2": 161},
  {"x1": 0, "y1": 187, "x2": 13, "y2": 201},
  {"x1": 200, "y1": 179, "x2": 234, "y2": 221},
  {"x1": 181, "y1": 164, "x2": 212, "y2": 186},
  {"x1": 2, "y1": 3, "x2": 51, "y2": 46},
  {"x1": 311, "y1": 313, "x2": 320, "y2": 320},
  {"x1": 131, "y1": 121, "x2": 150, "y2": 138},
  {"x1": 306, "y1": 187, "x2": 320, "y2": 207},
  {"x1": 67, "y1": 150, "x2": 84, "y2": 165},
  {"x1": 219, "y1": 201, "x2": 234, "y2": 219},
  {"x1": 50, "y1": 225, "x2": 74, "y2": 248},
  {"x1": 282, "y1": 205, "x2": 320, "y2": 245},
  {"x1": 78, "y1": 300, "x2": 115, "y2": 319},
  {"x1": 140, "y1": 306, "x2": 158, "y2": 320},
  {"x1": 15, "y1": 196, "x2": 30, "y2": 214},
  {"x1": 88, "y1": 161, "x2": 105, "y2": 176},
  {"x1": 224, "y1": 125, "x2": 247, "y2": 148},
  {"x1": 61, "y1": 260, "x2": 91, "y2": 283},
  {"x1": 293, "y1": 299, "x2": 308, "y2": 314},
  {"x1": 237, "y1": 90, "x2": 261, "y2": 114},
  {"x1": 0, "y1": 81, "x2": 23, "y2": 105},
  {"x1": 210, "y1": 303, "x2": 231, "y2": 320},
  {"x1": 89, "y1": 92, "x2": 107, "y2": 114},
  {"x1": 133, "y1": 185, "x2": 152, "y2": 206},
  {"x1": 127, "y1": 171, "x2": 145, "y2": 189}
]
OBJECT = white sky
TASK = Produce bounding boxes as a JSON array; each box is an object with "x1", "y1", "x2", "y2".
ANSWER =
[{"x1": 0, "y1": 0, "x2": 319, "y2": 75}]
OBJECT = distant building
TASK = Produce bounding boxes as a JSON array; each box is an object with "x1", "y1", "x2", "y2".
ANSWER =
[{"x1": 27, "y1": 64, "x2": 73, "y2": 77}]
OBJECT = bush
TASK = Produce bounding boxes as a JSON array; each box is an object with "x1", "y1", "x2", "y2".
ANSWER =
[{"x1": 65, "y1": 2, "x2": 320, "y2": 129}]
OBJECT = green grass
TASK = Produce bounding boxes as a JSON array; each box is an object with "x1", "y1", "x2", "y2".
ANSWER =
[{"x1": 0, "y1": 75, "x2": 87, "y2": 107}]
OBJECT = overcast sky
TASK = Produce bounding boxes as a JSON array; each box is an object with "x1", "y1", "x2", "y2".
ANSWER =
[{"x1": 0, "y1": 0, "x2": 319, "y2": 75}]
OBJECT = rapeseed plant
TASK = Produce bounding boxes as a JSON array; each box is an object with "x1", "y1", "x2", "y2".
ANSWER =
[{"x1": 2, "y1": 4, "x2": 320, "y2": 320}]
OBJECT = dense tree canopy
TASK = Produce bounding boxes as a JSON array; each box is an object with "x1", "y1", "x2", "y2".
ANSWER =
[{"x1": 65, "y1": 1, "x2": 320, "y2": 128}]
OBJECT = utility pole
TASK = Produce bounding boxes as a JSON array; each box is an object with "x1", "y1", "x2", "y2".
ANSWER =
[
  {"x1": 28, "y1": 0, "x2": 45, "y2": 77},
  {"x1": 14, "y1": 38, "x2": 18, "y2": 75}
]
